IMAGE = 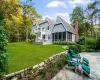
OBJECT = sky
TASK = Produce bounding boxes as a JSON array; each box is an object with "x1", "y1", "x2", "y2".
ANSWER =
[{"x1": 26, "y1": 0, "x2": 94, "y2": 23}]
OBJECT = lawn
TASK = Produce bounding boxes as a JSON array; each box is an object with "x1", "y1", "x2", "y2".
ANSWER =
[{"x1": 8, "y1": 42, "x2": 64, "y2": 73}]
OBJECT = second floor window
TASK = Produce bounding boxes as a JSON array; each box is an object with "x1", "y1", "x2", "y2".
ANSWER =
[
  {"x1": 42, "y1": 27, "x2": 44, "y2": 31},
  {"x1": 47, "y1": 26, "x2": 49, "y2": 30}
]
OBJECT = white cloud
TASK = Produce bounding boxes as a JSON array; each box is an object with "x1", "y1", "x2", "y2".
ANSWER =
[
  {"x1": 42, "y1": 15, "x2": 53, "y2": 20},
  {"x1": 72, "y1": 4, "x2": 77, "y2": 8},
  {"x1": 56, "y1": 13, "x2": 69, "y2": 17},
  {"x1": 46, "y1": 1, "x2": 66, "y2": 8},
  {"x1": 69, "y1": 0, "x2": 91, "y2": 5}
]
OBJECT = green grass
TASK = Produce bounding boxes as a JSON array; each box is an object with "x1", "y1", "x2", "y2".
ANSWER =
[{"x1": 8, "y1": 42, "x2": 64, "y2": 73}]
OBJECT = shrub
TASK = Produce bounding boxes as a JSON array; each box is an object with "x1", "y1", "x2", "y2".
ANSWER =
[
  {"x1": 69, "y1": 45, "x2": 79, "y2": 54},
  {"x1": 0, "y1": 21, "x2": 8, "y2": 76},
  {"x1": 86, "y1": 38, "x2": 96, "y2": 50},
  {"x1": 86, "y1": 38, "x2": 96, "y2": 45},
  {"x1": 29, "y1": 33, "x2": 36, "y2": 43},
  {"x1": 41, "y1": 68, "x2": 46, "y2": 79},
  {"x1": 84, "y1": 48, "x2": 95, "y2": 52},
  {"x1": 96, "y1": 37, "x2": 100, "y2": 49},
  {"x1": 75, "y1": 44, "x2": 82, "y2": 52},
  {"x1": 56, "y1": 59, "x2": 64, "y2": 69},
  {"x1": 53, "y1": 41, "x2": 76, "y2": 45},
  {"x1": 76, "y1": 36, "x2": 85, "y2": 45}
]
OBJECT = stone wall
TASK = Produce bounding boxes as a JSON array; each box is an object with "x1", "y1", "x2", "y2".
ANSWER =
[{"x1": 1, "y1": 51, "x2": 66, "y2": 80}]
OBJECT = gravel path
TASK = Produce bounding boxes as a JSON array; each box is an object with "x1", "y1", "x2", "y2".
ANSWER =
[{"x1": 52, "y1": 52, "x2": 100, "y2": 80}]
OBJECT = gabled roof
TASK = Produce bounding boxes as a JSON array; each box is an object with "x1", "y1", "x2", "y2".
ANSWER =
[
  {"x1": 45, "y1": 17, "x2": 55, "y2": 27},
  {"x1": 56, "y1": 16, "x2": 75, "y2": 34}
]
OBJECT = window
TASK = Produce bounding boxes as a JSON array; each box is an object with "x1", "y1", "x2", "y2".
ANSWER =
[
  {"x1": 42, "y1": 35, "x2": 45, "y2": 39},
  {"x1": 38, "y1": 28, "x2": 40, "y2": 30},
  {"x1": 67, "y1": 32, "x2": 72, "y2": 41},
  {"x1": 48, "y1": 35, "x2": 51, "y2": 39},
  {"x1": 63, "y1": 32, "x2": 66, "y2": 41},
  {"x1": 42, "y1": 27, "x2": 44, "y2": 31},
  {"x1": 47, "y1": 26, "x2": 49, "y2": 30}
]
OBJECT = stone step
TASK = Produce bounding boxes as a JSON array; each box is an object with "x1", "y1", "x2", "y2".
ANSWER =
[{"x1": 33, "y1": 42, "x2": 43, "y2": 44}]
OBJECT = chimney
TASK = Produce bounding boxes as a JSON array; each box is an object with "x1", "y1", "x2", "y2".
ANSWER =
[{"x1": 75, "y1": 19, "x2": 78, "y2": 41}]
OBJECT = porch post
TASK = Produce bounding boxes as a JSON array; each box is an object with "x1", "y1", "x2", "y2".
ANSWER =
[
  {"x1": 54, "y1": 33, "x2": 55, "y2": 41},
  {"x1": 66, "y1": 32, "x2": 67, "y2": 41},
  {"x1": 61, "y1": 32, "x2": 63, "y2": 41},
  {"x1": 58, "y1": 32, "x2": 59, "y2": 41}
]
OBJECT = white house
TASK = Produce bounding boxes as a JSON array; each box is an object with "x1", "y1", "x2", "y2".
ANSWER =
[{"x1": 32, "y1": 16, "x2": 78, "y2": 45}]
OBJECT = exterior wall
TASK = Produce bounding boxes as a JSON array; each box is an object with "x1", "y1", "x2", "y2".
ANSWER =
[
  {"x1": 52, "y1": 24, "x2": 66, "y2": 33},
  {"x1": 72, "y1": 34, "x2": 75, "y2": 42},
  {"x1": 39, "y1": 22, "x2": 52, "y2": 41},
  {"x1": 32, "y1": 24, "x2": 39, "y2": 33}
]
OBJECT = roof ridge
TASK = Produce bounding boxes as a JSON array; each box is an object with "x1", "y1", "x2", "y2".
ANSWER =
[
  {"x1": 56, "y1": 16, "x2": 75, "y2": 34},
  {"x1": 45, "y1": 17, "x2": 55, "y2": 27}
]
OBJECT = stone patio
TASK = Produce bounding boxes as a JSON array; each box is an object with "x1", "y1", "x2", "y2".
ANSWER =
[{"x1": 52, "y1": 52, "x2": 100, "y2": 80}]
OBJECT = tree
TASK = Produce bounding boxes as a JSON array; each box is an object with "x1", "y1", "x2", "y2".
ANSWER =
[
  {"x1": 0, "y1": 12, "x2": 8, "y2": 76},
  {"x1": 0, "y1": 0, "x2": 41, "y2": 42},
  {"x1": 0, "y1": 0, "x2": 23, "y2": 42},
  {"x1": 21, "y1": 0, "x2": 41, "y2": 42},
  {"x1": 86, "y1": 0, "x2": 100, "y2": 38},
  {"x1": 70, "y1": 6, "x2": 85, "y2": 36}
]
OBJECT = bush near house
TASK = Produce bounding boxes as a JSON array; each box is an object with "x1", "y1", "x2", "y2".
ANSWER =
[
  {"x1": 96, "y1": 36, "x2": 100, "y2": 49},
  {"x1": 69, "y1": 45, "x2": 79, "y2": 54},
  {"x1": 86, "y1": 38, "x2": 96, "y2": 49},
  {"x1": 76, "y1": 36, "x2": 85, "y2": 45},
  {"x1": 53, "y1": 41, "x2": 76, "y2": 45},
  {"x1": 28, "y1": 33, "x2": 36, "y2": 43}
]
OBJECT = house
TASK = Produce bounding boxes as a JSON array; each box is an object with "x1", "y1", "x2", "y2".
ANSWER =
[{"x1": 32, "y1": 16, "x2": 78, "y2": 45}]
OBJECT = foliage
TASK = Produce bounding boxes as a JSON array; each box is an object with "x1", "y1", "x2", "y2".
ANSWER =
[
  {"x1": 41, "y1": 68, "x2": 46, "y2": 79},
  {"x1": 56, "y1": 59, "x2": 64, "y2": 70},
  {"x1": 53, "y1": 41, "x2": 76, "y2": 45},
  {"x1": 41, "y1": 57, "x2": 66, "y2": 80},
  {"x1": 69, "y1": 45, "x2": 79, "y2": 54},
  {"x1": 49, "y1": 63, "x2": 57, "y2": 77},
  {"x1": 70, "y1": 6, "x2": 85, "y2": 36},
  {"x1": 86, "y1": 38, "x2": 96, "y2": 49},
  {"x1": 0, "y1": 19, "x2": 8, "y2": 76},
  {"x1": 0, "y1": 0, "x2": 41, "y2": 42},
  {"x1": 96, "y1": 36, "x2": 100, "y2": 49},
  {"x1": 21, "y1": 0, "x2": 41, "y2": 42},
  {"x1": 76, "y1": 36, "x2": 85, "y2": 45},
  {"x1": 75, "y1": 44, "x2": 82, "y2": 52},
  {"x1": 83, "y1": 48, "x2": 95, "y2": 52}
]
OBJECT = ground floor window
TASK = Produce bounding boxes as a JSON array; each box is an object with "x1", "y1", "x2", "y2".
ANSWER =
[
  {"x1": 52, "y1": 32, "x2": 66, "y2": 41},
  {"x1": 67, "y1": 32, "x2": 72, "y2": 41},
  {"x1": 42, "y1": 35, "x2": 45, "y2": 39}
]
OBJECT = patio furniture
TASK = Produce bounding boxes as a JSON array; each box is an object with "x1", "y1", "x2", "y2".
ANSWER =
[
  {"x1": 70, "y1": 50, "x2": 89, "y2": 66},
  {"x1": 81, "y1": 63, "x2": 91, "y2": 77},
  {"x1": 66, "y1": 53, "x2": 80, "y2": 72}
]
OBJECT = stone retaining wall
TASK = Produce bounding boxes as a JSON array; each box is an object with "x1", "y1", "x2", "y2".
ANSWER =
[{"x1": 1, "y1": 51, "x2": 66, "y2": 80}]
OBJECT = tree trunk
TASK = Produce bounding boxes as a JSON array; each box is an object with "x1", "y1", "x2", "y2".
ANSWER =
[{"x1": 26, "y1": 26, "x2": 28, "y2": 42}]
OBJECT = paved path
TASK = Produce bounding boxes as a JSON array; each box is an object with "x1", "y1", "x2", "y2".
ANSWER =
[{"x1": 52, "y1": 52, "x2": 100, "y2": 80}]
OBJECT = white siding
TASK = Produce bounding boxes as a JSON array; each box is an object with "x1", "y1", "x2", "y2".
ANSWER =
[{"x1": 72, "y1": 34, "x2": 75, "y2": 42}]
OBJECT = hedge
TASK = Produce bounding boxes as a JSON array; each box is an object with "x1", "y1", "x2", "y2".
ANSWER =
[{"x1": 53, "y1": 41, "x2": 76, "y2": 45}]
